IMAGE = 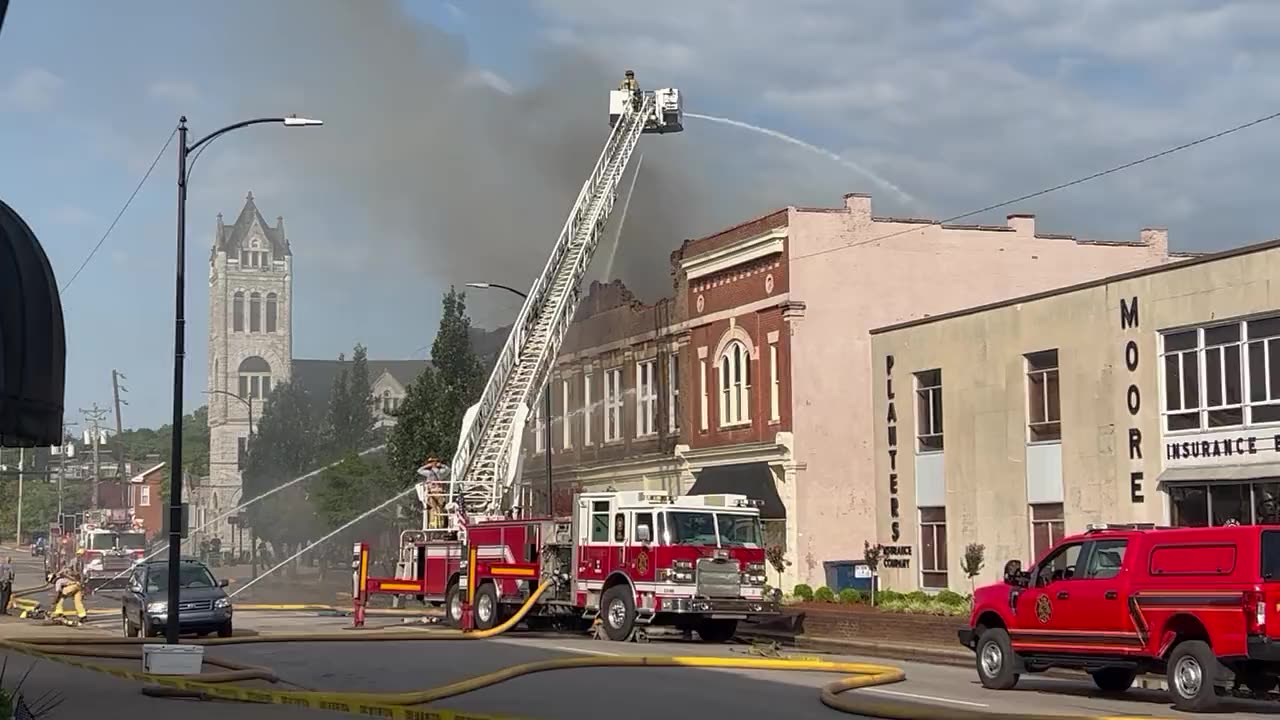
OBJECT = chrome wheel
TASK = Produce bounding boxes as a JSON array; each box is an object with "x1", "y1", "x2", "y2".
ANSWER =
[
  {"x1": 980, "y1": 639, "x2": 1003, "y2": 678},
  {"x1": 607, "y1": 598, "x2": 627, "y2": 629},
  {"x1": 1174, "y1": 655, "x2": 1203, "y2": 699},
  {"x1": 448, "y1": 593, "x2": 462, "y2": 623},
  {"x1": 476, "y1": 593, "x2": 494, "y2": 624}
]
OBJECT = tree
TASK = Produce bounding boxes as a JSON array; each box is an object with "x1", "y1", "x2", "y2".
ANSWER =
[
  {"x1": 863, "y1": 541, "x2": 883, "y2": 607},
  {"x1": 241, "y1": 380, "x2": 323, "y2": 562},
  {"x1": 963, "y1": 543, "x2": 986, "y2": 594},
  {"x1": 327, "y1": 345, "x2": 376, "y2": 454},
  {"x1": 388, "y1": 289, "x2": 485, "y2": 487},
  {"x1": 112, "y1": 406, "x2": 210, "y2": 485},
  {"x1": 314, "y1": 452, "x2": 405, "y2": 572}
]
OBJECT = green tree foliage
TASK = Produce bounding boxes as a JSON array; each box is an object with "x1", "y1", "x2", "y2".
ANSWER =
[
  {"x1": 0, "y1": 475, "x2": 92, "y2": 542},
  {"x1": 111, "y1": 406, "x2": 210, "y2": 484},
  {"x1": 327, "y1": 345, "x2": 376, "y2": 454},
  {"x1": 387, "y1": 289, "x2": 485, "y2": 488},
  {"x1": 241, "y1": 380, "x2": 323, "y2": 553}
]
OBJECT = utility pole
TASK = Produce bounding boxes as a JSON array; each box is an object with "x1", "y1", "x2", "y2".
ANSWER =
[
  {"x1": 112, "y1": 370, "x2": 129, "y2": 481},
  {"x1": 15, "y1": 447, "x2": 24, "y2": 545},
  {"x1": 81, "y1": 404, "x2": 110, "y2": 510}
]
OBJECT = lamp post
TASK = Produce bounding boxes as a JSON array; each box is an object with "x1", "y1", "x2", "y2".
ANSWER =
[
  {"x1": 167, "y1": 114, "x2": 321, "y2": 645},
  {"x1": 465, "y1": 282, "x2": 553, "y2": 516}
]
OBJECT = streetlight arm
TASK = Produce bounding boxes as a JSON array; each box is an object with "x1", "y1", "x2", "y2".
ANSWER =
[
  {"x1": 186, "y1": 117, "x2": 286, "y2": 154},
  {"x1": 466, "y1": 282, "x2": 527, "y2": 300}
]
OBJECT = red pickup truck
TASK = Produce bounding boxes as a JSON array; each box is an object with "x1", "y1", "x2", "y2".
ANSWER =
[{"x1": 960, "y1": 522, "x2": 1280, "y2": 712}]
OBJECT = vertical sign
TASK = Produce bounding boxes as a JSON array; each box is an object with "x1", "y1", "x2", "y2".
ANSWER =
[
  {"x1": 885, "y1": 355, "x2": 900, "y2": 542},
  {"x1": 1121, "y1": 297, "x2": 1144, "y2": 503}
]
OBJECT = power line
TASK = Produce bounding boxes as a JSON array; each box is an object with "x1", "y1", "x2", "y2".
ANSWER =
[
  {"x1": 59, "y1": 126, "x2": 178, "y2": 294},
  {"x1": 791, "y1": 108, "x2": 1280, "y2": 263}
]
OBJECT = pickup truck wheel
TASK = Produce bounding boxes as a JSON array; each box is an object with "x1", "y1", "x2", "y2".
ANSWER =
[
  {"x1": 975, "y1": 628, "x2": 1019, "y2": 690},
  {"x1": 1168, "y1": 640, "x2": 1219, "y2": 712},
  {"x1": 1090, "y1": 667, "x2": 1136, "y2": 693}
]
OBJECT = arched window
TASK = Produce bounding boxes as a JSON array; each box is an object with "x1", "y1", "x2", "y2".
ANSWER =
[
  {"x1": 718, "y1": 340, "x2": 750, "y2": 426},
  {"x1": 249, "y1": 292, "x2": 262, "y2": 332},
  {"x1": 265, "y1": 293, "x2": 278, "y2": 333},
  {"x1": 237, "y1": 356, "x2": 272, "y2": 400},
  {"x1": 232, "y1": 291, "x2": 245, "y2": 332},
  {"x1": 382, "y1": 390, "x2": 392, "y2": 413}
]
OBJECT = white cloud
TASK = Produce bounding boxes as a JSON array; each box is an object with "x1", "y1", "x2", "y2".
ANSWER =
[
  {"x1": 530, "y1": 0, "x2": 1280, "y2": 251},
  {"x1": 0, "y1": 68, "x2": 64, "y2": 112},
  {"x1": 148, "y1": 80, "x2": 203, "y2": 106}
]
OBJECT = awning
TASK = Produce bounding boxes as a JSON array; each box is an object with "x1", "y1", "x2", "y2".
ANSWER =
[
  {"x1": 687, "y1": 462, "x2": 786, "y2": 520},
  {"x1": 1157, "y1": 462, "x2": 1280, "y2": 488},
  {"x1": 0, "y1": 198, "x2": 66, "y2": 447}
]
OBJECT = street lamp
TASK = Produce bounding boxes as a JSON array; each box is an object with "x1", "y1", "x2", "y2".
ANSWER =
[
  {"x1": 465, "y1": 282, "x2": 553, "y2": 516},
  {"x1": 167, "y1": 114, "x2": 321, "y2": 645}
]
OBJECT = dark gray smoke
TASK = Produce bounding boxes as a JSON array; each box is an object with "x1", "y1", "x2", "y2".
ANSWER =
[{"x1": 204, "y1": 0, "x2": 790, "y2": 317}]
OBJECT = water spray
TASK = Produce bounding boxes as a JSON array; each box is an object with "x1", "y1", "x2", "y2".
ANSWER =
[
  {"x1": 229, "y1": 483, "x2": 417, "y2": 599},
  {"x1": 103, "y1": 444, "x2": 387, "y2": 585},
  {"x1": 599, "y1": 152, "x2": 643, "y2": 284},
  {"x1": 684, "y1": 112, "x2": 920, "y2": 209}
]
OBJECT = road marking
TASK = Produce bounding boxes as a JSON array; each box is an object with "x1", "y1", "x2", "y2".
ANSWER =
[
  {"x1": 861, "y1": 687, "x2": 988, "y2": 708},
  {"x1": 548, "y1": 644, "x2": 618, "y2": 656}
]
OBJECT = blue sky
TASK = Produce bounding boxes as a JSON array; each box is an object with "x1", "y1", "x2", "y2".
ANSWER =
[{"x1": 4, "y1": 0, "x2": 1280, "y2": 430}]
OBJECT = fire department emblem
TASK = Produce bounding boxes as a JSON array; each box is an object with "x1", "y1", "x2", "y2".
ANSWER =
[
  {"x1": 1035, "y1": 594, "x2": 1052, "y2": 624},
  {"x1": 635, "y1": 551, "x2": 649, "y2": 575}
]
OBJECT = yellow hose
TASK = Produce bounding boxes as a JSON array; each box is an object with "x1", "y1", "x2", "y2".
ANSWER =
[{"x1": 0, "y1": 579, "x2": 1171, "y2": 719}]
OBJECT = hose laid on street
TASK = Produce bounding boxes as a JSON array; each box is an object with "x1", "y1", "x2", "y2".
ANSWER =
[{"x1": 0, "y1": 579, "x2": 1169, "y2": 719}]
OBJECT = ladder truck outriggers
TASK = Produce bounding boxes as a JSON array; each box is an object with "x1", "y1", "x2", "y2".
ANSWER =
[{"x1": 356, "y1": 74, "x2": 779, "y2": 641}]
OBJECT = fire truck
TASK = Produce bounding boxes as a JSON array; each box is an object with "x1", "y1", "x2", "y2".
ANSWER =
[
  {"x1": 74, "y1": 510, "x2": 147, "y2": 590},
  {"x1": 360, "y1": 76, "x2": 778, "y2": 640}
]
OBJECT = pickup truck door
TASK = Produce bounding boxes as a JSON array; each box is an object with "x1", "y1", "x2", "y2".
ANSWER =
[
  {"x1": 1012, "y1": 541, "x2": 1085, "y2": 651},
  {"x1": 1072, "y1": 538, "x2": 1138, "y2": 649}
]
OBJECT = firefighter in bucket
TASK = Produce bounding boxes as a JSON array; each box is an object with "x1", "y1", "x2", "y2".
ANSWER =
[
  {"x1": 417, "y1": 456, "x2": 450, "y2": 529},
  {"x1": 618, "y1": 70, "x2": 642, "y2": 112}
]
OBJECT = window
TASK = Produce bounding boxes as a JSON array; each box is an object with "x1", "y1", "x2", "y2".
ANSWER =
[
  {"x1": 265, "y1": 293, "x2": 278, "y2": 333},
  {"x1": 232, "y1": 291, "x2": 244, "y2": 332},
  {"x1": 605, "y1": 368, "x2": 623, "y2": 442},
  {"x1": 1248, "y1": 317, "x2": 1280, "y2": 423},
  {"x1": 634, "y1": 512, "x2": 653, "y2": 542},
  {"x1": 1084, "y1": 539, "x2": 1127, "y2": 580},
  {"x1": 237, "y1": 356, "x2": 271, "y2": 401},
  {"x1": 562, "y1": 380, "x2": 572, "y2": 449},
  {"x1": 915, "y1": 369, "x2": 943, "y2": 451},
  {"x1": 533, "y1": 397, "x2": 545, "y2": 453},
  {"x1": 919, "y1": 507, "x2": 947, "y2": 588},
  {"x1": 613, "y1": 513, "x2": 626, "y2": 542},
  {"x1": 1170, "y1": 481, "x2": 1280, "y2": 528},
  {"x1": 590, "y1": 501, "x2": 610, "y2": 542},
  {"x1": 1162, "y1": 317, "x2": 1280, "y2": 432},
  {"x1": 699, "y1": 358, "x2": 709, "y2": 431},
  {"x1": 582, "y1": 372, "x2": 593, "y2": 446},
  {"x1": 382, "y1": 390, "x2": 393, "y2": 413},
  {"x1": 140, "y1": 486, "x2": 151, "y2": 507},
  {"x1": 249, "y1": 292, "x2": 262, "y2": 333},
  {"x1": 668, "y1": 353, "x2": 680, "y2": 432},
  {"x1": 719, "y1": 340, "x2": 751, "y2": 426},
  {"x1": 1035, "y1": 542, "x2": 1083, "y2": 587},
  {"x1": 1026, "y1": 350, "x2": 1060, "y2": 442},
  {"x1": 636, "y1": 360, "x2": 658, "y2": 436},
  {"x1": 1030, "y1": 503, "x2": 1065, "y2": 562},
  {"x1": 769, "y1": 342, "x2": 780, "y2": 422}
]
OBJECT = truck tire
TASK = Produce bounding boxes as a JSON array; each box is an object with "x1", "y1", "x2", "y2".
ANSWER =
[
  {"x1": 473, "y1": 583, "x2": 499, "y2": 631},
  {"x1": 1090, "y1": 667, "x2": 1136, "y2": 693},
  {"x1": 444, "y1": 584, "x2": 463, "y2": 627},
  {"x1": 696, "y1": 619, "x2": 738, "y2": 643},
  {"x1": 1167, "y1": 640, "x2": 1219, "y2": 712},
  {"x1": 975, "y1": 628, "x2": 1019, "y2": 690},
  {"x1": 600, "y1": 585, "x2": 636, "y2": 641},
  {"x1": 122, "y1": 612, "x2": 139, "y2": 638}
]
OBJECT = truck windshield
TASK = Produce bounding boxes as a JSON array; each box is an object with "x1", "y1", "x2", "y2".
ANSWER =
[
  {"x1": 87, "y1": 534, "x2": 116, "y2": 550},
  {"x1": 118, "y1": 532, "x2": 146, "y2": 548},
  {"x1": 667, "y1": 512, "x2": 719, "y2": 545},
  {"x1": 146, "y1": 565, "x2": 216, "y2": 592},
  {"x1": 716, "y1": 513, "x2": 763, "y2": 547},
  {"x1": 1262, "y1": 530, "x2": 1280, "y2": 581}
]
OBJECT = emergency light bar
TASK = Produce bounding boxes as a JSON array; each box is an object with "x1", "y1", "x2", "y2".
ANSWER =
[{"x1": 1085, "y1": 522, "x2": 1165, "y2": 533}]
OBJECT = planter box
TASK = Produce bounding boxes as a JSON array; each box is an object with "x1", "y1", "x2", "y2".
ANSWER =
[{"x1": 781, "y1": 602, "x2": 966, "y2": 647}]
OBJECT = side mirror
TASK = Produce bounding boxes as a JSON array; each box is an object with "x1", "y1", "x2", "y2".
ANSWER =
[
  {"x1": 1003, "y1": 559, "x2": 1025, "y2": 586},
  {"x1": 218, "y1": 578, "x2": 230, "y2": 588},
  {"x1": 636, "y1": 525, "x2": 652, "y2": 544}
]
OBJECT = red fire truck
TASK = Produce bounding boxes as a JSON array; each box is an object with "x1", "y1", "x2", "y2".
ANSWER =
[{"x1": 364, "y1": 490, "x2": 778, "y2": 641}]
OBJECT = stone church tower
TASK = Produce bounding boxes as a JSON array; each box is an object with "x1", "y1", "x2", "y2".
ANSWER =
[{"x1": 203, "y1": 192, "x2": 293, "y2": 545}]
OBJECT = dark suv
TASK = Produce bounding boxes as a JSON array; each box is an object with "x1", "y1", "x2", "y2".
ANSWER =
[{"x1": 121, "y1": 559, "x2": 233, "y2": 638}]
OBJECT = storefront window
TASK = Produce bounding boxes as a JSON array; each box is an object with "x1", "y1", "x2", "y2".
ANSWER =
[
  {"x1": 1170, "y1": 481, "x2": 1280, "y2": 527},
  {"x1": 1170, "y1": 486, "x2": 1208, "y2": 527},
  {"x1": 1210, "y1": 484, "x2": 1250, "y2": 525}
]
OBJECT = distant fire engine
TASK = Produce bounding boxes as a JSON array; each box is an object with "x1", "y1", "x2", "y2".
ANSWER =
[
  {"x1": 74, "y1": 509, "x2": 146, "y2": 590},
  {"x1": 359, "y1": 74, "x2": 778, "y2": 640}
]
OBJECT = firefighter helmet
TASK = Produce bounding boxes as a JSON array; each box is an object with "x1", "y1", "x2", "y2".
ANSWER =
[{"x1": 625, "y1": 70, "x2": 635, "y2": 77}]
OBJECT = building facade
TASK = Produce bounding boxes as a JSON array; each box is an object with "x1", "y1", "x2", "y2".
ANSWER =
[
  {"x1": 203, "y1": 193, "x2": 427, "y2": 544},
  {"x1": 869, "y1": 237, "x2": 1280, "y2": 592}
]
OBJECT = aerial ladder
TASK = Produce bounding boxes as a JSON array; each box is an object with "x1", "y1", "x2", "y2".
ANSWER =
[{"x1": 416, "y1": 76, "x2": 684, "y2": 543}]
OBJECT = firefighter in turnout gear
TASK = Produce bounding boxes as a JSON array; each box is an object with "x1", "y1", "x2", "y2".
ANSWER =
[
  {"x1": 50, "y1": 564, "x2": 87, "y2": 625},
  {"x1": 619, "y1": 70, "x2": 641, "y2": 112}
]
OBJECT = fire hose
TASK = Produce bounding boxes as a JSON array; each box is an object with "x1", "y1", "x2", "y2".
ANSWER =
[{"x1": 0, "y1": 580, "x2": 1168, "y2": 720}]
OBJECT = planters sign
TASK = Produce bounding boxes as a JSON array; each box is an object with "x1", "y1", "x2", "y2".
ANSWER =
[{"x1": 1165, "y1": 429, "x2": 1280, "y2": 468}]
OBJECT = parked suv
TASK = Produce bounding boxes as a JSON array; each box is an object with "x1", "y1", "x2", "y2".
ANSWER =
[
  {"x1": 960, "y1": 522, "x2": 1280, "y2": 711},
  {"x1": 121, "y1": 559, "x2": 233, "y2": 638}
]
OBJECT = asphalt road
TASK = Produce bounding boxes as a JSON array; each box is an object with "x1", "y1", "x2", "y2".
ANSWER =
[{"x1": 6, "y1": 547, "x2": 1280, "y2": 718}]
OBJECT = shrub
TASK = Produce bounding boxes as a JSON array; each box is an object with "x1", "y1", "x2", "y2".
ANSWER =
[
  {"x1": 814, "y1": 586, "x2": 836, "y2": 603},
  {"x1": 877, "y1": 590, "x2": 904, "y2": 604},
  {"x1": 904, "y1": 590, "x2": 930, "y2": 603},
  {"x1": 838, "y1": 588, "x2": 865, "y2": 604},
  {"x1": 934, "y1": 589, "x2": 966, "y2": 606},
  {"x1": 792, "y1": 584, "x2": 814, "y2": 602}
]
